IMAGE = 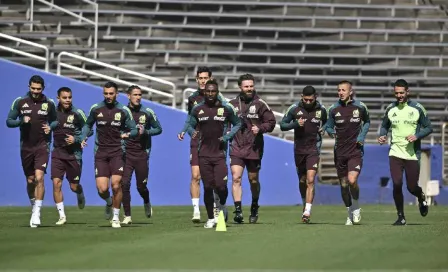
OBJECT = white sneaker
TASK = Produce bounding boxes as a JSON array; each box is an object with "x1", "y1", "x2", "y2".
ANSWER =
[
  {"x1": 192, "y1": 211, "x2": 201, "y2": 223},
  {"x1": 204, "y1": 219, "x2": 215, "y2": 229},
  {"x1": 144, "y1": 203, "x2": 152, "y2": 218},
  {"x1": 104, "y1": 204, "x2": 112, "y2": 220},
  {"x1": 55, "y1": 217, "x2": 66, "y2": 225},
  {"x1": 121, "y1": 216, "x2": 132, "y2": 225},
  {"x1": 111, "y1": 219, "x2": 121, "y2": 228},
  {"x1": 345, "y1": 217, "x2": 353, "y2": 225},
  {"x1": 30, "y1": 213, "x2": 41, "y2": 228},
  {"x1": 352, "y1": 208, "x2": 362, "y2": 224},
  {"x1": 77, "y1": 192, "x2": 85, "y2": 209}
]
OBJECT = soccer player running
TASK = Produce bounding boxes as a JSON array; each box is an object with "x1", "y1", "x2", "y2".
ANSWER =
[
  {"x1": 378, "y1": 79, "x2": 431, "y2": 225},
  {"x1": 81, "y1": 81, "x2": 138, "y2": 228},
  {"x1": 121, "y1": 85, "x2": 162, "y2": 224},
  {"x1": 280, "y1": 86, "x2": 327, "y2": 223},
  {"x1": 6, "y1": 75, "x2": 58, "y2": 227},
  {"x1": 324, "y1": 80, "x2": 370, "y2": 225},
  {"x1": 51, "y1": 87, "x2": 89, "y2": 225},
  {"x1": 184, "y1": 79, "x2": 242, "y2": 228},
  {"x1": 178, "y1": 66, "x2": 221, "y2": 223},
  {"x1": 228, "y1": 74, "x2": 276, "y2": 224}
]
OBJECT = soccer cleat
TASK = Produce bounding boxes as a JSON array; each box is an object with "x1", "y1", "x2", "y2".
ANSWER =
[
  {"x1": 191, "y1": 212, "x2": 201, "y2": 223},
  {"x1": 144, "y1": 203, "x2": 152, "y2": 218},
  {"x1": 104, "y1": 204, "x2": 112, "y2": 220},
  {"x1": 111, "y1": 219, "x2": 121, "y2": 228},
  {"x1": 418, "y1": 193, "x2": 429, "y2": 217},
  {"x1": 393, "y1": 216, "x2": 407, "y2": 226},
  {"x1": 249, "y1": 204, "x2": 259, "y2": 224},
  {"x1": 77, "y1": 192, "x2": 85, "y2": 210},
  {"x1": 233, "y1": 208, "x2": 244, "y2": 224},
  {"x1": 352, "y1": 208, "x2": 362, "y2": 224},
  {"x1": 55, "y1": 217, "x2": 67, "y2": 225},
  {"x1": 345, "y1": 217, "x2": 353, "y2": 225},
  {"x1": 204, "y1": 219, "x2": 215, "y2": 229},
  {"x1": 302, "y1": 211, "x2": 311, "y2": 224},
  {"x1": 121, "y1": 216, "x2": 132, "y2": 225},
  {"x1": 30, "y1": 213, "x2": 41, "y2": 228}
]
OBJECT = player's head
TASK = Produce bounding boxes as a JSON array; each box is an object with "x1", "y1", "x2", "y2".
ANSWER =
[
  {"x1": 28, "y1": 75, "x2": 45, "y2": 100},
  {"x1": 238, "y1": 73, "x2": 255, "y2": 101},
  {"x1": 337, "y1": 80, "x2": 353, "y2": 103},
  {"x1": 393, "y1": 79, "x2": 409, "y2": 103},
  {"x1": 57, "y1": 87, "x2": 72, "y2": 110},
  {"x1": 196, "y1": 66, "x2": 212, "y2": 91},
  {"x1": 127, "y1": 85, "x2": 142, "y2": 107},
  {"x1": 301, "y1": 85, "x2": 317, "y2": 109},
  {"x1": 103, "y1": 81, "x2": 118, "y2": 104},
  {"x1": 204, "y1": 79, "x2": 219, "y2": 104}
]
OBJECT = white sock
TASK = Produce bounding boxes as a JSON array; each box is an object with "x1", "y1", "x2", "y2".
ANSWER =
[
  {"x1": 192, "y1": 198, "x2": 200, "y2": 213},
  {"x1": 113, "y1": 208, "x2": 120, "y2": 221},
  {"x1": 105, "y1": 197, "x2": 112, "y2": 206},
  {"x1": 56, "y1": 202, "x2": 66, "y2": 218},
  {"x1": 35, "y1": 200, "x2": 43, "y2": 214},
  {"x1": 352, "y1": 199, "x2": 359, "y2": 210},
  {"x1": 305, "y1": 203, "x2": 312, "y2": 213}
]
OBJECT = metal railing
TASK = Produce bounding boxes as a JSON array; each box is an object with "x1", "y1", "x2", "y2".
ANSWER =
[
  {"x1": 57, "y1": 51, "x2": 177, "y2": 107},
  {"x1": 442, "y1": 122, "x2": 448, "y2": 181},
  {"x1": 0, "y1": 33, "x2": 49, "y2": 71},
  {"x1": 30, "y1": 0, "x2": 98, "y2": 58}
]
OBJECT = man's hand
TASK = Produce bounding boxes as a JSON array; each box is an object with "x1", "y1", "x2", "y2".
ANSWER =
[
  {"x1": 177, "y1": 132, "x2": 185, "y2": 141},
  {"x1": 251, "y1": 125, "x2": 260, "y2": 135},
  {"x1": 65, "y1": 134, "x2": 75, "y2": 145},
  {"x1": 121, "y1": 133, "x2": 130, "y2": 139},
  {"x1": 42, "y1": 124, "x2": 50, "y2": 134},
  {"x1": 298, "y1": 117, "x2": 305, "y2": 127},
  {"x1": 318, "y1": 127, "x2": 324, "y2": 136},
  {"x1": 137, "y1": 124, "x2": 145, "y2": 135},
  {"x1": 406, "y1": 135, "x2": 418, "y2": 143},
  {"x1": 23, "y1": 116, "x2": 31, "y2": 124},
  {"x1": 81, "y1": 140, "x2": 88, "y2": 149},
  {"x1": 378, "y1": 135, "x2": 387, "y2": 145}
]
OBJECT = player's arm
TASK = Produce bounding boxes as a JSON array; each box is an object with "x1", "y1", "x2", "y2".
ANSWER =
[
  {"x1": 48, "y1": 100, "x2": 59, "y2": 131},
  {"x1": 222, "y1": 105, "x2": 242, "y2": 142},
  {"x1": 145, "y1": 108, "x2": 162, "y2": 136},
  {"x1": 320, "y1": 106, "x2": 328, "y2": 127},
  {"x1": 185, "y1": 110, "x2": 198, "y2": 137},
  {"x1": 279, "y1": 104, "x2": 299, "y2": 131},
  {"x1": 6, "y1": 97, "x2": 23, "y2": 128},
  {"x1": 356, "y1": 103, "x2": 371, "y2": 144},
  {"x1": 379, "y1": 106, "x2": 392, "y2": 137},
  {"x1": 80, "y1": 105, "x2": 97, "y2": 140},
  {"x1": 74, "y1": 109, "x2": 91, "y2": 143},
  {"x1": 123, "y1": 106, "x2": 138, "y2": 138},
  {"x1": 323, "y1": 105, "x2": 336, "y2": 137},
  {"x1": 258, "y1": 100, "x2": 276, "y2": 133},
  {"x1": 415, "y1": 104, "x2": 433, "y2": 139}
]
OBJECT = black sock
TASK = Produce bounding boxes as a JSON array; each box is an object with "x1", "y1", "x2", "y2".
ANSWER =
[
  {"x1": 251, "y1": 197, "x2": 259, "y2": 206},
  {"x1": 234, "y1": 201, "x2": 242, "y2": 210}
]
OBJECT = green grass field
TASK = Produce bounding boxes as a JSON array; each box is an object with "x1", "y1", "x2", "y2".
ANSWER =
[{"x1": 0, "y1": 205, "x2": 447, "y2": 271}]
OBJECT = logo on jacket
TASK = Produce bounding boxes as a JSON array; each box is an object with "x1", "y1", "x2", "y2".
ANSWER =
[
  {"x1": 139, "y1": 114, "x2": 146, "y2": 124},
  {"x1": 41, "y1": 103, "x2": 48, "y2": 111},
  {"x1": 67, "y1": 115, "x2": 74, "y2": 123},
  {"x1": 249, "y1": 105, "x2": 256, "y2": 114},
  {"x1": 114, "y1": 112, "x2": 121, "y2": 121},
  {"x1": 315, "y1": 111, "x2": 321, "y2": 118},
  {"x1": 353, "y1": 109, "x2": 359, "y2": 118},
  {"x1": 217, "y1": 108, "x2": 224, "y2": 116}
]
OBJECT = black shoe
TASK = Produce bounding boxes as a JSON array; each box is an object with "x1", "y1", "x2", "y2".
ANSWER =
[
  {"x1": 249, "y1": 204, "x2": 259, "y2": 224},
  {"x1": 233, "y1": 208, "x2": 244, "y2": 224},
  {"x1": 418, "y1": 193, "x2": 429, "y2": 217},
  {"x1": 392, "y1": 216, "x2": 407, "y2": 226}
]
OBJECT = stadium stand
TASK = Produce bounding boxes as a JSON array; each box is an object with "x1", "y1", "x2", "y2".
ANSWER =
[{"x1": 0, "y1": 0, "x2": 447, "y2": 184}]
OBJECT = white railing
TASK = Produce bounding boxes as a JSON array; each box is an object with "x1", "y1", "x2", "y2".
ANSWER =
[
  {"x1": 30, "y1": 0, "x2": 98, "y2": 59},
  {"x1": 0, "y1": 33, "x2": 49, "y2": 71},
  {"x1": 442, "y1": 122, "x2": 448, "y2": 181},
  {"x1": 57, "y1": 51, "x2": 177, "y2": 107}
]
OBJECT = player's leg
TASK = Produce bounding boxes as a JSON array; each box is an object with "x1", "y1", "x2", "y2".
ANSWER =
[
  {"x1": 21, "y1": 149, "x2": 37, "y2": 210},
  {"x1": 109, "y1": 156, "x2": 125, "y2": 228},
  {"x1": 214, "y1": 157, "x2": 229, "y2": 222},
  {"x1": 294, "y1": 154, "x2": 307, "y2": 208},
  {"x1": 230, "y1": 156, "x2": 245, "y2": 223},
  {"x1": 67, "y1": 159, "x2": 85, "y2": 209},
  {"x1": 389, "y1": 156, "x2": 406, "y2": 225},
  {"x1": 199, "y1": 157, "x2": 216, "y2": 228},
  {"x1": 347, "y1": 156, "x2": 363, "y2": 224},
  {"x1": 247, "y1": 159, "x2": 261, "y2": 224},
  {"x1": 31, "y1": 146, "x2": 49, "y2": 227},
  {"x1": 95, "y1": 157, "x2": 113, "y2": 220},
  {"x1": 121, "y1": 156, "x2": 134, "y2": 224},
  {"x1": 335, "y1": 156, "x2": 352, "y2": 225},
  {"x1": 135, "y1": 155, "x2": 152, "y2": 218},
  {"x1": 190, "y1": 148, "x2": 201, "y2": 222},
  {"x1": 302, "y1": 154, "x2": 319, "y2": 223},
  {"x1": 51, "y1": 157, "x2": 66, "y2": 225},
  {"x1": 403, "y1": 159, "x2": 428, "y2": 217}
]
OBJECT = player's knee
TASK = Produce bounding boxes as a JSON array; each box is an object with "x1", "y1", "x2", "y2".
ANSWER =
[
  {"x1": 136, "y1": 182, "x2": 147, "y2": 192},
  {"x1": 121, "y1": 180, "x2": 131, "y2": 191},
  {"x1": 299, "y1": 175, "x2": 307, "y2": 184},
  {"x1": 306, "y1": 178, "x2": 315, "y2": 186},
  {"x1": 248, "y1": 172, "x2": 259, "y2": 184},
  {"x1": 406, "y1": 184, "x2": 417, "y2": 194},
  {"x1": 53, "y1": 179, "x2": 62, "y2": 190},
  {"x1": 35, "y1": 175, "x2": 44, "y2": 184},
  {"x1": 69, "y1": 183, "x2": 79, "y2": 192},
  {"x1": 232, "y1": 175, "x2": 242, "y2": 185},
  {"x1": 340, "y1": 178, "x2": 349, "y2": 188}
]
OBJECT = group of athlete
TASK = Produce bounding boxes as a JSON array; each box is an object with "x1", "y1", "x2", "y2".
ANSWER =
[{"x1": 6, "y1": 67, "x2": 432, "y2": 228}]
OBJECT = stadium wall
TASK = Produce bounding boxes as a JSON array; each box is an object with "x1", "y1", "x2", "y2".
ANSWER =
[{"x1": 1, "y1": 59, "x2": 447, "y2": 206}]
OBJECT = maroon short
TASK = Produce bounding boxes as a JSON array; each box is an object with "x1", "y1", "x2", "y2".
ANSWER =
[
  {"x1": 199, "y1": 157, "x2": 228, "y2": 188},
  {"x1": 95, "y1": 155, "x2": 125, "y2": 178},
  {"x1": 294, "y1": 153, "x2": 319, "y2": 175},
  {"x1": 334, "y1": 155, "x2": 363, "y2": 178},
  {"x1": 123, "y1": 154, "x2": 149, "y2": 184},
  {"x1": 51, "y1": 157, "x2": 82, "y2": 183},
  {"x1": 230, "y1": 156, "x2": 261, "y2": 172},
  {"x1": 21, "y1": 145, "x2": 50, "y2": 177},
  {"x1": 190, "y1": 146, "x2": 199, "y2": 166}
]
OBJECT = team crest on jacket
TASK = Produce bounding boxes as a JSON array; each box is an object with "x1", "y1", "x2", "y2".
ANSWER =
[
  {"x1": 139, "y1": 114, "x2": 146, "y2": 124},
  {"x1": 315, "y1": 111, "x2": 321, "y2": 118},
  {"x1": 217, "y1": 108, "x2": 224, "y2": 116},
  {"x1": 41, "y1": 103, "x2": 48, "y2": 111},
  {"x1": 353, "y1": 109, "x2": 359, "y2": 117},
  {"x1": 67, "y1": 115, "x2": 74, "y2": 123},
  {"x1": 249, "y1": 105, "x2": 256, "y2": 114},
  {"x1": 114, "y1": 112, "x2": 121, "y2": 121}
]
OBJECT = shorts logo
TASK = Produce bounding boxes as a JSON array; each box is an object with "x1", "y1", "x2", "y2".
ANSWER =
[
  {"x1": 118, "y1": 167, "x2": 123, "y2": 171},
  {"x1": 313, "y1": 163, "x2": 318, "y2": 168},
  {"x1": 114, "y1": 113, "x2": 121, "y2": 121},
  {"x1": 353, "y1": 109, "x2": 359, "y2": 118},
  {"x1": 97, "y1": 112, "x2": 103, "y2": 118},
  {"x1": 315, "y1": 111, "x2": 321, "y2": 118},
  {"x1": 355, "y1": 165, "x2": 360, "y2": 170},
  {"x1": 199, "y1": 110, "x2": 204, "y2": 115},
  {"x1": 139, "y1": 114, "x2": 146, "y2": 124},
  {"x1": 249, "y1": 105, "x2": 256, "y2": 114},
  {"x1": 223, "y1": 175, "x2": 228, "y2": 181},
  {"x1": 95, "y1": 168, "x2": 98, "y2": 175},
  {"x1": 74, "y1": 176, "x2": 80, "y2": 181},
  {"x1": 217, "y1": 108, "x2": 224, "y2": 116},
  {"x1": 335, "y1": 112, "x2": 341, "y2": 117},
  {"x1": 67, "y1": 115, "x2": 74, "y2": 123},
  {"x1": 143, "y1": 178, "x2": 147, "y2": 184},
  {"x1": 190, "y1": 153, "x2": 192, "y2": 161},
  {"x1": 42, "y1": 163, "x2": 47, "y2": 168},
  {"x1": 41, "y1": 103, "x2": 48, "y2": 111}
]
